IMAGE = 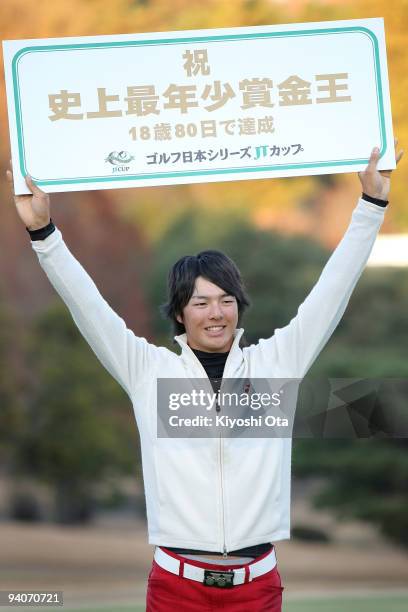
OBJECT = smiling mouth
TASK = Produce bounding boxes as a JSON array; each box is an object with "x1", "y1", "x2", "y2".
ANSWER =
[{"x1": 205, "y1": 325, "x2": 226, "y2": 332}]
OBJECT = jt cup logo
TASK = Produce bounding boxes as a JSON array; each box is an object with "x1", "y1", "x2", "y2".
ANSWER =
[{"x1": 105, "y1": 150, "x2": 135, "y2": 172}]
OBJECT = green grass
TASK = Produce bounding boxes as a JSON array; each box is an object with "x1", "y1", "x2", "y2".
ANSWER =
[
  {"x1": 283, "y1": 596, "x2": 408, "y2": 612},
  {"x1": 27, "y1": 594, "x2": 408, "y2": 612}
]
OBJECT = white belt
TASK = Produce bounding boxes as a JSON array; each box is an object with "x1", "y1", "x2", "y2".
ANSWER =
[{"x1": 154, "y1": 546, "x2": 277, "y2": 586}]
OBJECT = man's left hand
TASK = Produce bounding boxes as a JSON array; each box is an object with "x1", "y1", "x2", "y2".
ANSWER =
[{"x1": 358, "y1": 137, "x2": 403, "y2": 201}]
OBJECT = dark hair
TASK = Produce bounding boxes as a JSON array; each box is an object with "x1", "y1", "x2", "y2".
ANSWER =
[{"x1": 161, "y1": 250, "x2": 250, "y2": 336}]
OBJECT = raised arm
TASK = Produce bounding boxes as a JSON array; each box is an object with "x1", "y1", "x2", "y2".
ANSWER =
[
  {"x1": 7, "y1": 165, "x2": 159, "y2": 399},
  {"x1": 254, "y1": 141, "x2": 404, "y2": 378}
]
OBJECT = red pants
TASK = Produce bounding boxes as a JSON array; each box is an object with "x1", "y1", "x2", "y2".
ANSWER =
[{"x1": 146, "y1": 548, "x2": 283, "y2": 611}]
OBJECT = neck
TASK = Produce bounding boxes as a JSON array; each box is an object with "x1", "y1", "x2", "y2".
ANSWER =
[{"x1": 191, "y1": 346, "x2": 230, "y2": 355}]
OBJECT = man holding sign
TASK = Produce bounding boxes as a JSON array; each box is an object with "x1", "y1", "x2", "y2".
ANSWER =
[{"x1": 6, "y1": 139, "x2": 403, "y2": 611}]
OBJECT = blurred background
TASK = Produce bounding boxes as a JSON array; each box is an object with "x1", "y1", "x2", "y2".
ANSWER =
[{"x1": 0, "y1": 1, "x2": 407, "y2": 610}]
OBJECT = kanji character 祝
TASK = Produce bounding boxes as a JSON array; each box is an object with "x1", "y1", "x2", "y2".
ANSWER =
[{"x1": 182, "y1": 49, "x2": 210, "y2": 77}]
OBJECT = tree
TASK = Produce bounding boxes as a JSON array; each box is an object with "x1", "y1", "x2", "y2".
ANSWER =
[
  {"x1": 293, "y1": 439, "x2": 408, "y2": 546},
  {"x1": 14, "y1": 301, "x2": 139, "y2": 523},
  {"x1": 0, "y1": 293, "x2": 24, "y2": 469},
  {"x1": 294, "y1": 267, "x2": 408, "y2": 548}
]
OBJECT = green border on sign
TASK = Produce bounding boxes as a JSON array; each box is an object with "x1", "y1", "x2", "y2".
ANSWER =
[{"x1": 11, "y1": 26, "x2": 385, "y2": 185}]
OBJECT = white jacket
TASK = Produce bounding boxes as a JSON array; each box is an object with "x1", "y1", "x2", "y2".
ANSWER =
[{"x1": 31, "y1": 198, "x2": 385, "y2": 552}]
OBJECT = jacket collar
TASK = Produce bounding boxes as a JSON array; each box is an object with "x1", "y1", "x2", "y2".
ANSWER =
[{"x1": 174, "y1": 328, "x2": 245, "y2": 376}]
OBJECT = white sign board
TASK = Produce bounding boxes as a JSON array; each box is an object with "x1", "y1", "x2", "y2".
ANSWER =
[{"x1": 3, "y1": 18, "x2": 395, "y2": 194}]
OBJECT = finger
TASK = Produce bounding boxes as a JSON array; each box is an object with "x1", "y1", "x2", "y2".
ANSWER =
[
  {"x1": 381, "y1": 149, "x2": 404, "y2": 176},
  {"x1": 367, "y1": 146, "x2": 380, "y2": 171},
  {"x1": 393, "y1": 138, "x2": 400, "y2": 159},
  {"x1": 25, "y1": 174, "x2": 43, "y2": 195},
  {"x1": 6, "y1": 169, "x2": 16, "y2": 196}
]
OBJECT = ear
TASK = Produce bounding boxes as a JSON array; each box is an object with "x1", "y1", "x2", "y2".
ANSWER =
[{"x1": 176, "y1": 313, "x2": 183, "y2": 324}]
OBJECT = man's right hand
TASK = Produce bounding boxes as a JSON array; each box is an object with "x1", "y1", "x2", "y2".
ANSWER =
[{"x1": 6, "y1": 161, "x2": 51, "y2": 230}]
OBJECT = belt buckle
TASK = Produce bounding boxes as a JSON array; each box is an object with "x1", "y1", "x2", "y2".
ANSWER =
[{"x1": 203, "y1": 569, "x2": 234, "y2": 588}]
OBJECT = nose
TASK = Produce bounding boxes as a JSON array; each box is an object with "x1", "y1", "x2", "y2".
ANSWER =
[{"x1": 208, "y1": 302, "x2": 223, "y2": 319}]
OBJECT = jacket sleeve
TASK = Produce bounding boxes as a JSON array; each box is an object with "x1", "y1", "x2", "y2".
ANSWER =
[
  {"x1": 255, "y1": 197, "x2": 387, "y2": 378},
  {"x1": 31, "y1": 228, "x2": 158, "y2": 399}
]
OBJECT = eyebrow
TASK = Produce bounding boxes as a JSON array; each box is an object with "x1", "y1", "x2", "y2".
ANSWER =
[{"x1": 191, "y1": 293, "x2": 233, "y2": 299}]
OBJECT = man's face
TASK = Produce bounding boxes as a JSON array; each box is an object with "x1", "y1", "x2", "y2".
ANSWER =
[{"x1": 176, "y1": 276, "x2": 239, "y2": 353}]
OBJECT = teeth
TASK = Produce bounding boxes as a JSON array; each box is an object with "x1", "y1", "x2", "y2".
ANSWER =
[{"x1": 206, "y1": 326, "x2": 224, "y2": 330}]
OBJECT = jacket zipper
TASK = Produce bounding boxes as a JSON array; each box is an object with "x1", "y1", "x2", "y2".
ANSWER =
[
  {"x1": 184, "y1": 355, "x2": 227, "y2": 554},
  {"x1": 218, "y1": 356, "x2": 235, "y2": 558},
  {"x1": 219, "y1": 433, "x2": 228, "y2": 557},
  {"x1": 215, "y1": 347, "x2": 239, "y2": 557},
  {"x1": 214, "y1": 382, "x2": 228, "y2": 556},
  {"x1": 182, "y1": 334, "x2": 241, "y2": 556}
]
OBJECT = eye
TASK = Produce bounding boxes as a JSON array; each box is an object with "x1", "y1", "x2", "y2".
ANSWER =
[
  {"x1": 222, "y1": 299, "x2": 234, "y2": 304},
  {"x1": 194, "y1": 302, "x2": 207, "y2": 307}
]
